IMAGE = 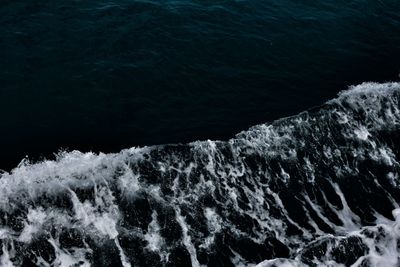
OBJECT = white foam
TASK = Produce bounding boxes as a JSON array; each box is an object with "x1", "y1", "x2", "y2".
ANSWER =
[
  {"x1": 48, "y1": 238, "x2": 91, "y2": 267},
  {"x1": 175, "y1": 208, "x2": 202, "y2": 267},
  {"x1": 0, "y1": 82, "x2": 399, "y2": 266},
  {"x1": 114, "y1": 238, "x2": 131, "y2": 267},
  {"x1": 18, "y1": 208, "x2": 47, "y2": 243},
  {"x1": 0, "y1": 242, "x2": 15, "y2": 267},
  {"x1": 201, "y1": 208, "x2": 222, "y2": 249},
  {"x1": 69, "y1": 188, "x2": 120, "y2": 239},
  {"x1": 330, "y1": 183, "x2": 361, "y2": 231},
  {"x1": 353, "y1": 126, "x2": 370, "y2": 141},
  {"x1": 144, "y1": 211, "x2": 165, "y2": 253}
]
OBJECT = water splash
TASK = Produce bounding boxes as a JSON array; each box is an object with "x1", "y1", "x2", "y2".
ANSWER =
[{"x1": 1, "y1": 82, "x2": 400, "y2": 266}]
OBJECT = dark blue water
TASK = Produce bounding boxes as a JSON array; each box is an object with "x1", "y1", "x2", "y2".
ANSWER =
[
  {"x1": 1, "y1": 0, "x2": 400, "y2": 170},
  {"x1": 1, "y1": 1, "x2": 400, "y2": 266}
]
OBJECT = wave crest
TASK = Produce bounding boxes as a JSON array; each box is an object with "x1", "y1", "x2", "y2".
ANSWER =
[{"x1": 1, "y1": 82, "x2": 400, "y2": 266}]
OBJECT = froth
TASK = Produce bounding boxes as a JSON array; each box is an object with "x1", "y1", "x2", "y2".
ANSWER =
[{"x1": 0, "y1": 82, "x2": 399, "y2": 266}]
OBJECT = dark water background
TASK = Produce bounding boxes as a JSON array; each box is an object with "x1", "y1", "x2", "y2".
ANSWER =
[{"x1": 1, "y1": 0, "x2": 400, "y2": 171}]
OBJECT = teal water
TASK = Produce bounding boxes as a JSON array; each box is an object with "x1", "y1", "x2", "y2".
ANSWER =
[
  {"x1": 1, "y1": 2, "x2": 400, "y2": 266},
  {"x1": 1, "y1": 0, "x2": 400, "y2": 170}
]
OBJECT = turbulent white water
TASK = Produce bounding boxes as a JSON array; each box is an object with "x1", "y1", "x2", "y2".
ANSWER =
[{"x1": 1, "y1": 82, "x2": 400, "y2": 266}]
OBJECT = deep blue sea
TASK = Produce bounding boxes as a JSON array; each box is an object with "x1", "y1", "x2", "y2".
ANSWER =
[
  {"x1": 1, "y1": 0, "x2": 400, "y2": 170},
  {"x1": 1, "y1": 1, "x2": 400, "y2": 266}
]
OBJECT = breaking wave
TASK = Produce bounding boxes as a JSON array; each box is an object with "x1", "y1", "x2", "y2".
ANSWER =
[{"x1": 1, "y1": 82, "x2": 400, "y2": 266}]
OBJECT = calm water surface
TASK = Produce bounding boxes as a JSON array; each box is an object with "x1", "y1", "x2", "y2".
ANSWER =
[{"x1": 0, "y1": 0, "x2": 399, "y2": 170}]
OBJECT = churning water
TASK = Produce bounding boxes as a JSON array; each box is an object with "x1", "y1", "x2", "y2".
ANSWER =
[
  {"x1": 1, "y1": 0, "x2": 400, "y2": 169},
  {"x1": 1, "y1": 82, "x2": 400, "y2": 266},
  {"x1": 1, "y1": 1, "x2": 400, "y2": 266}
]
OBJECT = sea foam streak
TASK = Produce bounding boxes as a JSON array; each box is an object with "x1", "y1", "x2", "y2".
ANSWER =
[{"x1": 0, "y1": 82, "x2": 400, "y2": 266}]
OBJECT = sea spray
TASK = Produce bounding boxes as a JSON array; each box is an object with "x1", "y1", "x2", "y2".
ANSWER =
[{"x1": 0, "y1": 82, "x2": 399, "y2": 266}]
